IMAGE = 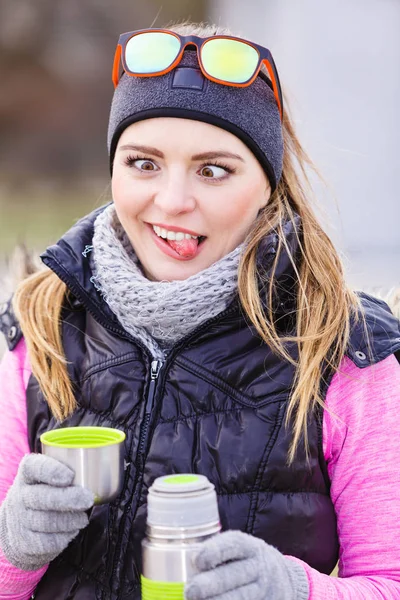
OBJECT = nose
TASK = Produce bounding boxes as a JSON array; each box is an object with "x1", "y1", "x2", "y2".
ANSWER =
[{"x1": 153, "y1": 172, "x2": 196, "y2": 216}]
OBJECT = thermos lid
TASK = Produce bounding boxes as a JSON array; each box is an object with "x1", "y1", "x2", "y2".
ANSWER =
[{"x1": 147, "y1": 474, "x2": 220, "y2": 528}]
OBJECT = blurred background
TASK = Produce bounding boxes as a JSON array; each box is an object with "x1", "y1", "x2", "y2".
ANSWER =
[
  {"x1": 0, "y1": 3, "x2": 397, "y2": 577},
  {"x1": 1, "y1": 0, "x2": 399, "y2": 298}
]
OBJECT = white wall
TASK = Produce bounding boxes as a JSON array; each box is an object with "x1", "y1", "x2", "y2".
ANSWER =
[{"x1": 209, "y1": 0, "x2": 400, "y2": 288}]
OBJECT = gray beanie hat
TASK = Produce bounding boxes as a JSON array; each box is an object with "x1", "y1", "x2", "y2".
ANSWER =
[{"x1": 107, "y1": 50, "x2": 284, "y2": 191}]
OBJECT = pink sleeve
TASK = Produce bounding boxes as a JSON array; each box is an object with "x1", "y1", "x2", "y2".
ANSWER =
[
  {"x1": 290, "y1": 354, "x2": 400, "y2": 599},
  {"x1": 0, "y1": 339, "x2": 48, "y2": 598}
]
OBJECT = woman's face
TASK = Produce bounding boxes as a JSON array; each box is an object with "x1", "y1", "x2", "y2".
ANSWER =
[{"x1": 112, "y1": 118, "x2": 271, "y2": 281}]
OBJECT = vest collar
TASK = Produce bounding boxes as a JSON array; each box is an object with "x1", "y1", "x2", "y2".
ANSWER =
[{"x1": 40, "y1": 204, "x2": 301, "y2": 332}]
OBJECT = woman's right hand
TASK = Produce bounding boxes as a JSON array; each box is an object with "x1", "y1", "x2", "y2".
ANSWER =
[{"x1": 0, "y1": 453, "x2": 94, "y2": 571}]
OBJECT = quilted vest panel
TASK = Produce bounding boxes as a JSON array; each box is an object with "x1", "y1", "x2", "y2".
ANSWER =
[{"x1": 27, "y1": 303, "x2": 337, "y2": 600}]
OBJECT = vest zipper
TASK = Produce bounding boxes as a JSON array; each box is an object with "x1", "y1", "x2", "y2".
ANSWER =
[
  {"x1": 137, "y1": 359, "x2": 163, "y2": 458},
  {"x1": 110, "y1": 359, "x2": 163, "y2": 597}
]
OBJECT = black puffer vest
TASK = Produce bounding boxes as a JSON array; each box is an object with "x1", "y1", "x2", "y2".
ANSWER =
[{"x1": 2, "y1": 207, "x2": 399, "y2": 600}]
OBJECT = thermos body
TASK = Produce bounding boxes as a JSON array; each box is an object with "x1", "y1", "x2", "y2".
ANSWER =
[
  {"x1": 141, "y1": 474, "x2": 221, "y2": 600},
  {"x1": 142, "y1": 528, "x2": 217, "y2": 581}
]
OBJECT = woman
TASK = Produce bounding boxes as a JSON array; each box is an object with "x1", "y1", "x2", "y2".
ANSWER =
[{"x1": 0, "y1": 22, "x2": 399, "y2": 600}]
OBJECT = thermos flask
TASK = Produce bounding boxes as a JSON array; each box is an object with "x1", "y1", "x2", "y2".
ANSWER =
[{"x1": 141, "y1": 474, "x2": 221, "y2": 599}]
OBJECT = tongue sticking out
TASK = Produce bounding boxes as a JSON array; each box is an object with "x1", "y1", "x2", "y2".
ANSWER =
[{"x1": 167, "y1": 237, "x2": 199, "y2": 258}]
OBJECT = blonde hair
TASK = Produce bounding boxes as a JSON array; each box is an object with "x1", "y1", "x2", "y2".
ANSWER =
[{"x1": 14, "y1": 22, "x2": 362, "y2": 459}]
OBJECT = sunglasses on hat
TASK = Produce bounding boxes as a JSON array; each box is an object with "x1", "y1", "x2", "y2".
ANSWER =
[{"x1": 112, "y1": 29, "x2": 283, "y2": 120}]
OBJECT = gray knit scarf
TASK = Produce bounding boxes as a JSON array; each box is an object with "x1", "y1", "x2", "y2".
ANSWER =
[{"x1": 91, "y1": 205, "x2": 242, "y2": 359}]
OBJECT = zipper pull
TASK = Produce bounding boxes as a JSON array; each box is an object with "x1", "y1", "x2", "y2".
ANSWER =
[
  {"x1": 143, "y1": 360, "x2": 163, "y2": 414},
  {"x1": 151, "y1": 359, "x2": 162, "y2": 380},
  {"x1": 82, "y1": 244, "x2": 94, "y2": 258}
]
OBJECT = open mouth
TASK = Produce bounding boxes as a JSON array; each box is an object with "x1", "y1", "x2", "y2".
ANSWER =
[{"x1": 148, "y1": 224, "x2": 207, "y2": 260}]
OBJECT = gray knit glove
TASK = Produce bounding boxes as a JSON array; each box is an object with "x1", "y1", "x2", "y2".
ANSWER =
[
  {"x1": 0, "y1": 453, "x2": 94, "y2": 571},
  {"x1": 185, "y1": 531, "x2": 309, "y2": 600}
]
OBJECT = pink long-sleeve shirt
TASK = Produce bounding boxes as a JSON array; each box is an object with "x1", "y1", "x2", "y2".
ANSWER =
[{"x1": 1, "y1": 340, "x2": 400, "y2": 599}]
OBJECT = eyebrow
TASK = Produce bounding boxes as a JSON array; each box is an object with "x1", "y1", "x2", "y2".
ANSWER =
[
  {"x1": 192, "y1": 151, "x2": 244, "y2": 162},
  {"x1": 118, "y1": 144, "x2": 244, "y2": 162},
  {"x1": 119, "y1": 144, "x2": 164, "y2": 158}
]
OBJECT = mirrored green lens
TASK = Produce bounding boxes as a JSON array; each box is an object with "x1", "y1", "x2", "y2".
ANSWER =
[
  {"x1": 125, "y1": 32, "x2": 181, "y2": 74},
  {"x1": 201, "y1": 39, "x2": 259, "y2": 84}
]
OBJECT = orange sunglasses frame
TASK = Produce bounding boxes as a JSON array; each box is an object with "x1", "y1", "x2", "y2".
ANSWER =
[{"x1": 112, "y1": 29, "x2": 283, "y2": 120}]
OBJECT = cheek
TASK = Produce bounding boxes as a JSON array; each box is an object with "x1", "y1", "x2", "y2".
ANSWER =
[
  {"x1": 111, "y1": 174, "x2": 126, "y2": 208},
  {"x1": 220, "y1": 182, "x2": 266, "y2": 227},
  {"x1": 111, "y1": 173, "x2": 143, "y2": 218},
  {"x1": 112, "y1": 171, "x2": 132, "y2": 202}
]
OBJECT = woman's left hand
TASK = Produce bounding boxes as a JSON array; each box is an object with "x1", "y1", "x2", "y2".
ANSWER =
[{"x1": 185, "y1": 530, "x2": 309, "y2": 600}]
